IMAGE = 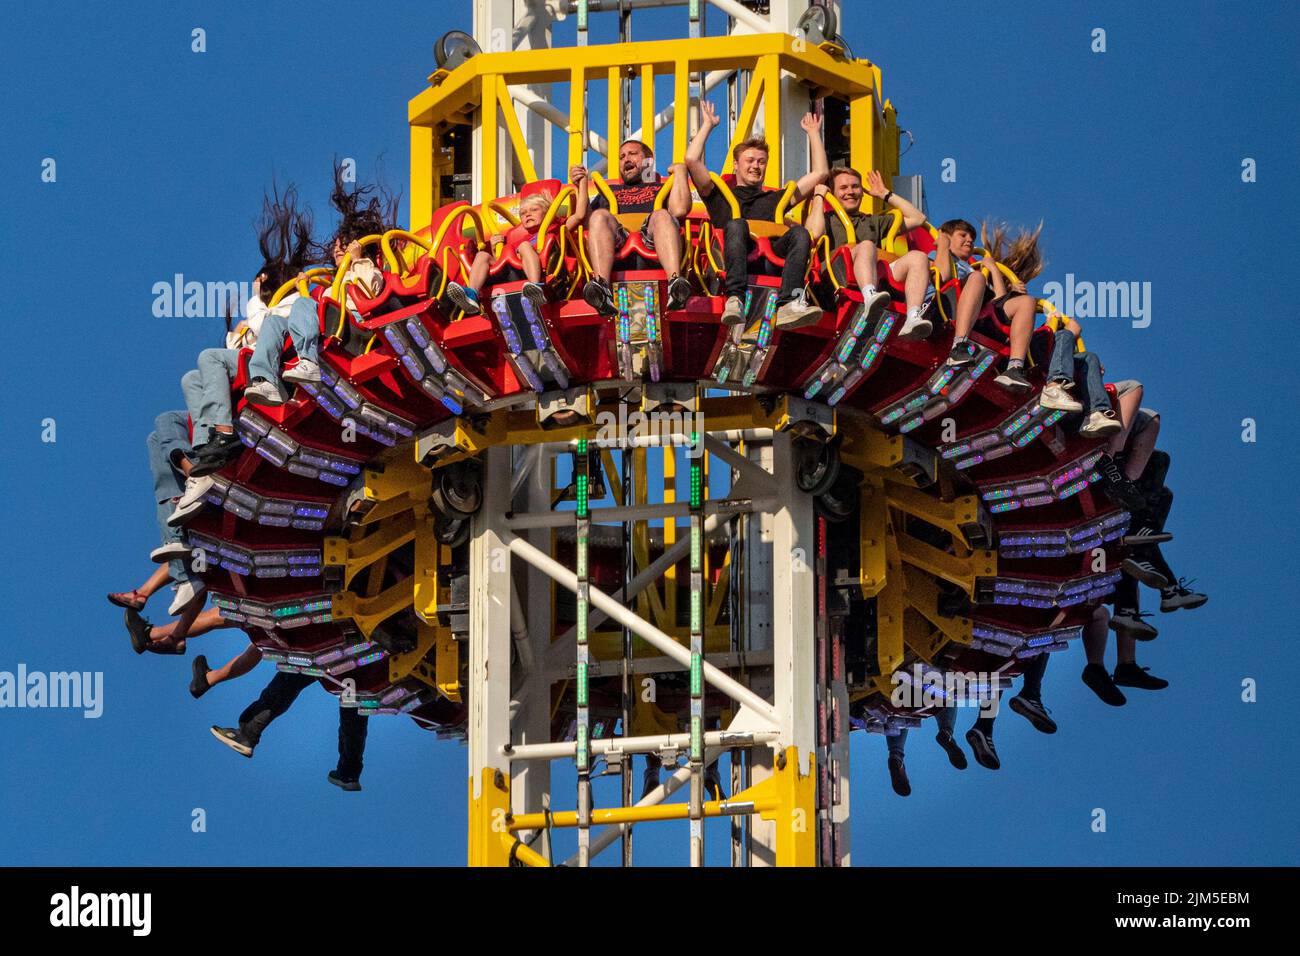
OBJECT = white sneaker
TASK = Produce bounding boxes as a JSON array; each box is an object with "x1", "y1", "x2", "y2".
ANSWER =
[
  {"x1": 167, "y1": 493, "x2": 209, "y2": 528},
  {"x1": 177, "y1": 475, "x2": 215, "y2": 510},
  {"x1": 897, "y1": 310, "x2": 932, "y2": 340},
  {"x1": 863, "y1": 289, "x2": 891, "y2": 323},
  {"x1": 243, "y1": 378, "x2": 286, "y2": 407},
  {"x1": 168, "y1": 579, "x2": 206, "y2": 616},
  {"x1": 1079, "y1": 409, "x2": 1123, "y2": 437},
  {"x1": 151, "y1": 542, "x2": 190, "y2": 564},
  {"x1": 283, "y1": 359, "x2": 321, "y2": 385},
  {"x1": 773, "y1": 300, "x2": 824, "y2": 329},
  {"x1": 1039, "y1": 381, "x2": 1083, "y2": 413},
  {"x1": 721, "y1": 295, "x2": 745, "y2": 325}
]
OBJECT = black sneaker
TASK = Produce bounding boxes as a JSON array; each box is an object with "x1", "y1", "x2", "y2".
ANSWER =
[
  {"x1": 1113, "y1": 661, "x2": 1169, "y2": 690},
  {"x1": 189, "y1": 655, "x2": 212, "y2": 699},
  {"x1": 965, "y1": 728, "x2": 1000, "y2": 770},
  {"x1": 1122, "y1": 525, "x2": 1173, "y2": 547},
  {"x1": 1122, "y1": 557, "x2": 1170, "y2": 590},
  {"x1": 887, "y1": 754, "x2": 912, "y2": 796},
  {"x1": 1110, "y1": 608, "x2": 1158, "y2": 641},
  {"x1": 124, "y1": 608, "x2": 151, "y2": 655},
  {"x1": 583, "y1": 278, "x2": 617, "y2": 316},
  {"x1": 328, "y1": 770, "x2": 362, "y2": 791},
  {"x1": 521, "y1": 281, "x2": 547, "y2": 309},
  {"x1": 1081, "y1": 663, "x2": 1127, "y2": 706},
  {"x1": 210, "y1": 726, "x2": 254, "y2": 757},
  {"x1": 1009, "y1": 694, "x2": 1058, "y2": 734},
  {"x1": 192, "y1": 431, "x2": 242, "y2": 460},
  {"x1": 666, "y1": 274, "x2": 692, "y2": 311},
  {"x1": 1160, "y1": 579, "x2": 1207, "y2": 612},
  {"x1": 994, "y1": 364, "x2": 1032, "y2": 392},
  {"x1": 1097, "y1": 454, "x2": 1148, "y2": 511},
  {"x1": 934, "y1": 730, "x2": 968, "y2": 770},
  {"x1": 945, "y1": 342, "x2": 975, "y2": 366},
  {"x1": 190, "y1": 437, "x2": 245, "y2": 478}
]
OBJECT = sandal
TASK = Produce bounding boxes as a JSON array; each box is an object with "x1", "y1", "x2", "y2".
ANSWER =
[{"x1": 108, "y1": 589, "x2": 147, "y2": 611}]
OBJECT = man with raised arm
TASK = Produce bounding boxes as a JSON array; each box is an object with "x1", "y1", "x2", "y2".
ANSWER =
[
  {"x1": 577, "y1": 139, "x2": 694, "y2": 315},
  {"x1": 804, "y1": 166, "x2": 934, "y2": 339},
  {"x1": 684, "y1": 100, "x2": 827, "y2": 330}
]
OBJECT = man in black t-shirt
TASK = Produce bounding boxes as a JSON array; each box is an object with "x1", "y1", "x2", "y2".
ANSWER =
[
  {"x1": 685, "y1": 101, "x2": 828, "y2": 330},
  {"x1": 578, "y1": 139, "x2": 693, "y2": 314}
]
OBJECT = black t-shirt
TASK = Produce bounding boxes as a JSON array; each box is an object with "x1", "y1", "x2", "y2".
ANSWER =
[
  {"x1": 590, "y1": 176, "x2": 663, "y2": 215},
  {"x1": 704, "y1": 182, "x2": 782, "y2": 227},
  {"x1": 826, "y1": 210, "x2": 896, "y2": 249}
]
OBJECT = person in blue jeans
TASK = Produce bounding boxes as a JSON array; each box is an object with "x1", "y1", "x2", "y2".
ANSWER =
[
  {"x1": 1037, "y1": 321, "x2": 1123, "y2": 439},
  {"x1": 240, "y1": 293, "x2": 320, "y2": 407},
  {"x1": 107, "y1": 412, "x2": 208, "y2": 648},
  {"x1": 885, "y1": 703, "x2": 965, "y2": 797}
]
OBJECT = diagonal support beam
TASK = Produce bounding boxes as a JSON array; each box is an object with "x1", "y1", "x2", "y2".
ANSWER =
[{"x1": 503, "y1": 529, "x2": 779, "y2": 726}]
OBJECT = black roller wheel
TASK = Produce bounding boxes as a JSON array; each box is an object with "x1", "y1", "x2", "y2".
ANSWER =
[
  {"x1": 433, "y1": 462, "x2": 482, "y2": 518},
  {"x1": 434, "y1": 514, "x2": 470, "y2": 548},
  {"x1": 795, "y1": 437, "x2": 841, "y2": 496}
]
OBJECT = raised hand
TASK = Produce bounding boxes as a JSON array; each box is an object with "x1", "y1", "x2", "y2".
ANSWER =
[
  {"x1": 865, "y1": 170, "x2": 890, "y2": 199},
  {"x1": 569, "y1": 164, "x2": 588, "y2": 184},
  {"x1": 699, "y1": 100, "x2": 721, "y2": 130},
  {"x1": 800, "y1": 111, "x2": 823, "y2": 135}
]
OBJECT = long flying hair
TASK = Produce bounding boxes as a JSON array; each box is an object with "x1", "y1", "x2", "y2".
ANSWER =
[
  {"x1": 982, "y1": 220, "x2": 1045, "y2": 284},
  {"x1": 255, "y1": 182, "x2": 315, "y2": 302},
  {"x1": 323, "y1": 158, "x2": 402, "y2": 260}
]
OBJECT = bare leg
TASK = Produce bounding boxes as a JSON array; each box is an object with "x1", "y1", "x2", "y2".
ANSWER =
[
  {"x1": 586, "y1": 210, "x2": 620, "y2": 280},
  {"x1": 148, "y1": 604, "x2": 226, "y2": 651},
  {"x1": 1083, "y1": 605, "x2": 1110, "y2": 666},
  {"x1": 1003, "y1": 296, "x2": 1036, "y2": 362},
  {"x1": 852, "y1": 241, "x2": 880, "y2": 291},
  {"x1": 1108, "y1": 383, "x2": 1145, "y2": 455},
  {"x1": 952, "y1": 271, "x2": 987, "y2": 338},
  {"x1": 647, "y1": 209, "x2": 683, "y2": 276},
  {"x1": 466, "y1": 250, "x2": 493, "y2": 293},
  {"x1": 208, "y1": 643, "x2": 263, "y2": 688},
  {"x1": 518, "y1": 240, "x2": 543, "y2": 283},
  {"x1": 888, "y1": 250, "x2": 930, "y2": 313},
  {"x1": 1123, "y1": 412, "x2": 1159, "y2": 480},
  {"x1": 138, "y1": 565, "x2": 172, "y2": 600}
]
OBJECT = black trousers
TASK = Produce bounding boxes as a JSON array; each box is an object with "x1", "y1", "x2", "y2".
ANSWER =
[
  {"x1": 722, "y1": 219, "x2": 811, "y2": 304},
  {"x1": 237, "y1": 671, "x2": 369, "y2": 779}
]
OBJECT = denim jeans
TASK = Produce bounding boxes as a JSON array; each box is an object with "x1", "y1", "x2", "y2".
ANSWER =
[
  {"x1": 887, "y1": 704, "x2": 957, "y2": 757},
  {"x1": 722, "y1": 220, "x2": 812, "y2": 305},
  {"x1": 147, "y1": 410, "x2": 193, "y2": 585},
  {"x1": 181, "y1": 348, "x2": 241, "y2": 447},
  {"x1": 1046, "y1": 329, "x2": 1108, "y2": 413},
  {"x1": 248, "y1": 296, "x2": 319, "y2": 388}
]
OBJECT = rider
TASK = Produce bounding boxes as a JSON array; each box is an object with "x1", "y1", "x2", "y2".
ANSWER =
[
  {"x1": 578, "y1": 139, "x2": 694, "y2": 314},
  {"x1": 685, "y1": 100, "x2": 827, "y2": 331},
  {"x1": 804, "y1": 166, "x2": 933, "y2": 339}
]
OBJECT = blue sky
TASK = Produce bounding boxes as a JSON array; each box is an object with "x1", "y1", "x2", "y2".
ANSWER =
[{"x1": 0, "y1": 0, "x2": 1296, "y2": 866}]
